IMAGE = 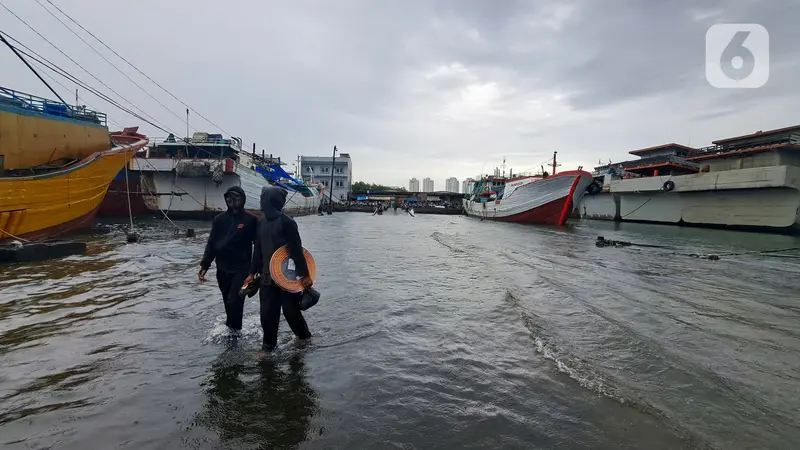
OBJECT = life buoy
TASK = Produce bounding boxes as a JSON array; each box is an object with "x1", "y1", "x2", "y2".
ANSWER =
[
  {"x1": 662, "y1": 180, "x2": 675, "y2": 192},
  {"x1": 586, "y1": 181, "x2": 602, "y2": 195}
]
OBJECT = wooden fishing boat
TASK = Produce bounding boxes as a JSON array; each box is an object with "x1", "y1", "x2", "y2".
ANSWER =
[
  {"x1": 98, "y1": 140, "x2": 320, "y2": 219},
  {"x1": 463, "y1": 152, "x2": 594, "y2": 225},
  {"x1": 0, "y1": 87, "x2": 147, "y2": 243}
]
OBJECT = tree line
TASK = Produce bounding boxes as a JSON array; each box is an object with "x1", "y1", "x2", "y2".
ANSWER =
[{"x1": 351, "y1": 181, "x2": 407, "y2": 192}]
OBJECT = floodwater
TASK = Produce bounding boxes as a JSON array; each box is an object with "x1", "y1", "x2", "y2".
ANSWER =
[{"x1": 1, "y1": 213, "x2": 799, "y2": 449}]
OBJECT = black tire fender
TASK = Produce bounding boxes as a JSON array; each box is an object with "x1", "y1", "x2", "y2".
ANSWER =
[
  {"x1": 586, "y1": 181, "x2": 602, "y2": 195},
  {"x1": 662, "y1": 180, "x2": 675, "y2": 191}
]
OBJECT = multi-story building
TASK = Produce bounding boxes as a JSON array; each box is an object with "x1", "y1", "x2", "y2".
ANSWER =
[
  {"x1": 422, "y1": 177, "x2": 434, "y2": 192},
  {"x1": 445, "y1": 177, "x2": 459, "y2": 193},
  {"x1": 409, "y1": 177, "x2": 420, "y2": 192},
  {"x1": 299, "y1": 153, "x2": 352, "y2": 203},
  {"x1": 462, "y1": 178, "x2": 475, "y2": 195}
]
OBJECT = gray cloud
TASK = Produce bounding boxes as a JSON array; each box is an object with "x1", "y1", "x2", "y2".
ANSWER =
[{"x1": 1, "y1": 0, "x2": 798, "y2": 188}]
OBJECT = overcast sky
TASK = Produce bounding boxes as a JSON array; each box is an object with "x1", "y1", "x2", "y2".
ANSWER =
[{"x1": 2, "y1": 0, "x2": 799, "y2": 189}]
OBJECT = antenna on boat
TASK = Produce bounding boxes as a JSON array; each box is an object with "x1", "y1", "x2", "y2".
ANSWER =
[
  {"x1": 185, "y1": 108, "x2": 189, "y2": 157},
  {"x1": 0, "y1": 33, "x2": 68, "y2": 105}
]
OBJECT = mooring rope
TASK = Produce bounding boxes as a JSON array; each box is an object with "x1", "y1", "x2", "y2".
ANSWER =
[
  {"x1": 0, "y1": 228, "x2": 31, "y2": 242},
  {"x1": 124, "y1": 148, "x2": 135, "y2": 233}
]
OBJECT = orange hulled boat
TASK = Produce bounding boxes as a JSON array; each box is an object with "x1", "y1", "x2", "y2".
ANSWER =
[{"x1": 0, "y1": 86, "x2": 148, "y2": 243}]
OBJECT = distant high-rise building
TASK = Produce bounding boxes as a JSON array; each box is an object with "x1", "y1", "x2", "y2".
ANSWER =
[
  {"x1": 409, "y1": 177, "x2": 420, "y2": 191},
  {"x1": 422, "y1": 177, "x2": 434, "y2": 192},
  {"x1": 445, "y1": 177, "x2": 459, "y2": 193},
  {"x1": 462, "y1": 178, "x2": 475, "y2": 195}
]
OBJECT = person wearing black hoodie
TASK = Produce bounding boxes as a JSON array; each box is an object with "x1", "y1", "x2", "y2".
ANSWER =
[
  {"x1": 199, "y1": 185, "x2": 259, "y2": 332},
  {"x1": 246, "y1": 186, "x2": 313, "y2": 351}
]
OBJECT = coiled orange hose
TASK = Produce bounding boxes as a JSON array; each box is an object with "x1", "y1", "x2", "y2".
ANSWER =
[{"x1": 269, "y1": 245, "x2": 316, "y2": 293}]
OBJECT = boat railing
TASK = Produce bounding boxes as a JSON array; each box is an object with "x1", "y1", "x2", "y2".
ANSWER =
[
  {"x1": 692, "y1": 134, "x2": 800, "y2": 156},
  {"x1": 594, "y1": 155, "x2": 700, "y2": 174},
  {"x1": 0, "y1": 86, "x2": 107, "y2": 126},
  {"x1": 149, "y1": 135, "x2": 243, "y2": 151},
  {"x1": 621, "y1": 155, "x2": 700, "y2": 169}
]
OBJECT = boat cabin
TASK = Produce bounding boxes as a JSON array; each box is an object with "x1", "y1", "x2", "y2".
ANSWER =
[
  {"x1": 593, "y1": 124, "x2": 800, "y2": 186},
  {"x1": 468, "y1": 173, "x2": 545, "y2": 203},
  {"x1": 591, "y1": 143, "x2": 703, "y2": 188},
  {"x1": 687, "y1": 124, "x2": 800, "y2": 171},
  {"x1": 594, "y1": 143, "x2": 701, "y2": 182},
  {"x1": 145, "y1": 132, "x2": 243, "y2": 161}
]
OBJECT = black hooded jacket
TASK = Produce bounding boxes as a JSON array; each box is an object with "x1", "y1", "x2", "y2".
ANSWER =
[
  {"x1": 250, "y1": 186, "x2": 310, "y2": 283},
  {"x1": 200, "y1": 185, "x2": 259, "y2": 273}
]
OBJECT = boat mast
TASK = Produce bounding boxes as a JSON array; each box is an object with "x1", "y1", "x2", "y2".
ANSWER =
[
  {"x1": 550, "y1": 151, "x2": 561, "y2": 176},
  {"x1": 185, "y1": 108, "x2": 189, "y2": 156}
]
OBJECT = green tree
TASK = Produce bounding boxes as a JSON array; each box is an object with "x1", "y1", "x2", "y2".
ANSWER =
[{"x1": 351, "y1": 181, "x2": 407, "y2": 192}]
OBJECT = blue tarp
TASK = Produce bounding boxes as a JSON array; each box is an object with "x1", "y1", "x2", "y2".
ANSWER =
[
  {"x1": 273, "y1": 180, "x2": 296, "y2": 192},
  {"x1": 356, "y1": 195, "x2": 367, "y2": 200},
  {"x1": 405, "y1": 198, "x2": 419, "y2": 203},
  {"x1": 256, "y1": 164, "x2": 304, "y2": 186}
]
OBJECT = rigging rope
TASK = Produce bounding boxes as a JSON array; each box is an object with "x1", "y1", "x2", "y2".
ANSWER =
[
  {"x1": 0, "y1": 228, "x2": 31, "y2": 242},
  {"x1": 0, "y1": 2, "x2": 169, "y2": 128},
  {"x1": 124, "y1": 148, "x2": 134, "y2": 233},
  {"x1": 0, "y1": 24, "x2": 306, "y2": 211},
  {"x1": 33, "y1": 0, "x2": 191, "y2": 129},
  {"x1": 41, "y1": 0, "x2": 236, "y2": 139},
  {"x1": 0, "y1": 29, "x2": 250, "y2": 171}
]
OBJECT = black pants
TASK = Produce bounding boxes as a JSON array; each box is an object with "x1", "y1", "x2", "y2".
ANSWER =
[
  {"x1": 216, "y1": 269, "x2": 249, "y2": 331},
  {"x1": 259, "y1": 283, "x2": 311, "y2": 350}
]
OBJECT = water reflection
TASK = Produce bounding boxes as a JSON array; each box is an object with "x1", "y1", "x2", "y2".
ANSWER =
[{"x1": 199, "y1": 350, "x2": 318, "y2": 449}]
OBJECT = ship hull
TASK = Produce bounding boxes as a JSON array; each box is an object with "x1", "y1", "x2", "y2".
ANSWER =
[
  {"x1": 97, "y1": 161, "x2": 321, "y2": 219},
  {"x1": 96, "y1": 170, "x2": 151, "y2": 217},
  {"x1": 464, "y1": 170, "x2": 594, "y2": 225},
  {"x1": 0, "y1": 130, "x2": 148, "y2": 243},
  {"x1": 578, "y1": 165, "x2": 800, "y2": 232}
]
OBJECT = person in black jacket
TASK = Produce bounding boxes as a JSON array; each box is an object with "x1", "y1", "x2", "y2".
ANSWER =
[
  {"x1": 199, "y1": 185, "x2": 259, "y2": 332},
  {"x1": 246, "y1": 186, "x2": 313, "y2": 352}
]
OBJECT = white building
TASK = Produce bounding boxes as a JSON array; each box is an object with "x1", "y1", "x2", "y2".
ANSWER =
[
  {"x1": 299, "y1": 153, "x2": 352, "y2": 203},
  {"x1": 409, "y1": 177, "x2": 420, "y2": 192},
  {"x1": 445, "y1": 177, "x2": 459, "y2": 193},
  {"x1": 462, "y1": 178, "x2": 475, "y2": 195},
  {"x1": 422, "y1": 177, "x2": 434, "y2": 192}
]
